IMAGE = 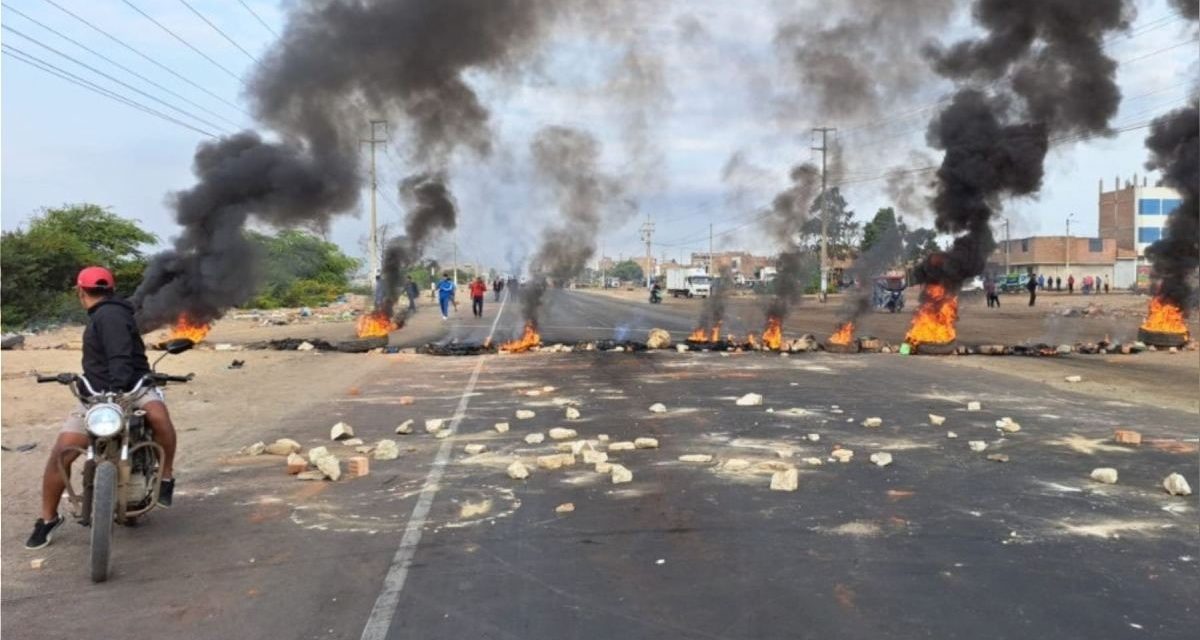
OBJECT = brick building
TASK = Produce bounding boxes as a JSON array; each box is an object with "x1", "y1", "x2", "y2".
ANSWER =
[
  {"x1": 1098, "y1": 175, "x2": 1181, "y2": 287},
  {"x1": 689, "y1": 251, "x2": 773, "y2": 279},
  {"x1": 993, "y1": 236, "x2": 1118, "y2": 286}
]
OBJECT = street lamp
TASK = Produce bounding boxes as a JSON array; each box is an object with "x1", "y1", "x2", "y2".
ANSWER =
[{"x1": 1065, "y1": 212, "x2": 1076, "y2": 274}]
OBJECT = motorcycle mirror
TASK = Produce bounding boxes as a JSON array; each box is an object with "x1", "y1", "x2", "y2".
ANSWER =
[{"x1": 162, "y1": 338, "x2": 195, "y2": 355}]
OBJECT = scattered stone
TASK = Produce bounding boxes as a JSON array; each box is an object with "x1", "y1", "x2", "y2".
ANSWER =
[
  {"x1": 307, "y1": 446, "x2": 331, "y2": 464},
  {"x1": 330, "y1": 421, "x2": 355, "y2": 441},
  {"x1": 1064, "y1": 375, "x2": 1083, "y2": 383},
  {"x1": 986, "y1": 453, "x2": 1010, "y2": 463},
  {"x1": 966, "y1": 401, "x2": 982, "y2": 412},
  {"x1": 595, "y1": 461, "x2": 614, "y2": 474},
  {"x1": 1090, "y1": 468, "x2": 1118, "y2": 484},
  {"x1": 678, "y1": 454, "x2": 713, "y2": 463},
  {"x1": 597, "y1": 434, "x2": 609, "y2": 442},
  {"x1": 583, "y1": 449, "x2": 608, "y2": 464},
  {"x1": 634, "y1": 437, "x2": 659, "y2": 449},
  {"x1": 929, "y1": 414, "x2": 946, "y2": 426},
  {"x1": 506, "y1": 461, "x2": 530, "y2": 480},
  {"x1": 537, "y1": 453, "x2": 575, "y2": 470},
  {"x1": 515, "y1": 409, "x2": 536, "y2": 420},
  {"x1": 806, "y1": 433, "x2": 821, "y2": 442},
  {"x1": 494, "y1": 422, "x2": 510, "y2": 434},
  {"x1": 296, "y1": 341, "x2": 315, "y2": 352},
  {"x1": 341, "y1": 437, "x2": 364, "y2": 447},
  {"x1": 1163, "y1": 473, "x2": 1192, "y2": 496},
  {"x1": 565, "y1": 407, "x2": 581, "y2": 420},
  {"x1": 862, "y1": 417, "x2": 883, "y2": 428},
  {"x1": 869, "y1": 452, "x2": 893, "y2": 467},
  {"x1": 399, "y1": 396, "x2": 415, "y2": 405},
  {"x1": 296, "y1": 470, "x2": 326, "y2": 481},
  {"x1": 396, "y1": 420, "x2": 414, "y2": 435},
  {"x1": 648, "y1": 403, "x2": 668, "y2": 414},
  {"x1": 831, "y1": 449, "x2": 854, "y2": 463},
  {"x1": 464, "y1": 443, "x2": 487, "y2": 455},
  {"x1": 434, "y1": 429, "x2": 451, "y2": 439},
  {"x1": 347, "y1": 456, "x2": 370, "y2": 478},
  {"x1": 995, "y1": 417, "x2": 1021, "y2": 433},
  {"x1": 315, "y1": 455, "x2": 341, "y2": 481},
  {"x1": 30, "y1": 558, "x2": 45, "y2": 569},
  {"x1": 803, "y1": 457, "x2": 823, "y2": 466},
  {"x1": 646, "y1": 328, "x2": 672, "y2": 349},
  {"x1": 775, "y1": 448, "x2": 794, "y2": 458},
  {"x1": 735, "y1": 393, "x2": 764, "y2": 406},
  {"x1": 770, "y1": 468, "x2": 799, "y2": 491},
  {"x1": 1169, "y1": 346, "x2": 1179, "y2": 354},
  {"x1": 355, "y1": 445, "x2": 374, "y2": 454},
  {"x1": 264, "y1": 438, "x2": 302, "y2": 456},
  {"x1": 424, "y1": 418, "x2": 445, "y2": 433},
  {"x1": 1056, "y1": 344, "x2": 1073, "y2": 355},
  {"x1": 286, "y1": 453, "x2": 308, "y2": 475},
  {"x1": 608, "y1": 441, "x2": 636, "y2": 451},
  {"x1": 947, "y1": 431, "x2": 958, "y2": 439},
  {"x1": 549, "y1": 427, "x2": 578, "y2": 440},
  {"x1": 675, "y1": 344, "x2": 689, "y2": 353},
  {"x1": 525, "y1": 433, "x2": 545, "y2": 445},
  {"x1": 555, "y1": 502, "x2": 576, "y2": 514},
  {"x1": 610, "y1": 464, "x2": 633, "y2": 484},
  {"x1": 542, "y1": 385, "x2": 556, "y2": 393},
  {"x1": 242, "y1": 441, "x2": 266, "y2": 456},
  {"x1": 723, "y1": 459, "x2": 751, "y2": 471},
  {"x1": 968, "y1": 441, "x2": 988, "y2": 452},
  {"x1": 1113, "y1": 429, "x2": 1142, "y2": 445}
]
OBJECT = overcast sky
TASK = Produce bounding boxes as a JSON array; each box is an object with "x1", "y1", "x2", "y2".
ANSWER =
[{"x1": 2, "y1": 0, "x2": 1197, "y2": 275}]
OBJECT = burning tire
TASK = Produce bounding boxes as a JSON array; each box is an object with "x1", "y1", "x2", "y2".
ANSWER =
[
  {"x1": 914, "y1": 342, "x2": 956, "y2": 355},
  {"x1": 336, "y1": 336, "x2": 389, "y2": 353},
  {"x1": 1137, "y1": 328, "x2": 1188, "y2": 348},
  {"x1": 824, "y1": 341, "x2": 860, "y2": 354}
]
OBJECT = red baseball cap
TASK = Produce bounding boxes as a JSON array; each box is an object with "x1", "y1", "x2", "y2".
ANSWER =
[{"x1": 77, "y1": 266, "x2": 115, "y2": 290}]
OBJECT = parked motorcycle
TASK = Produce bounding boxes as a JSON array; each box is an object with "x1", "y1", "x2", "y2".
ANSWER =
[{"x1": 37, "y1": 337, "x2": 194, "y2": 582}]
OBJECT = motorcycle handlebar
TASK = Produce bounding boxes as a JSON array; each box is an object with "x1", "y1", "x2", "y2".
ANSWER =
[{"x1": 154, "y1": 373, "x2": 194, "y2": 384}]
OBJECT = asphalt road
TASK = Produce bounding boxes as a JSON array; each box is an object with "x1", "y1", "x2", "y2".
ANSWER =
[{"x1": 3, "y1": 291, "x2": 1196, "y2": 640}]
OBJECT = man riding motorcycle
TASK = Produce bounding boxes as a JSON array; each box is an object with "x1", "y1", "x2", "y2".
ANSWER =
[{"x1": 25, "y1": 266, "x2": 180, "y2": 550}]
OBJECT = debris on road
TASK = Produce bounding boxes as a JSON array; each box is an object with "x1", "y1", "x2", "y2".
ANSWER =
[
  {"x1": 565, "y1": 407, "x2": 581, "y2": 420},
  {"x1": 583, "y1": 449, "x2": 608, "y2": 464},
  {"x1": 995, "y1": 417, "x2": 1022, "y2": 433},
  {"x1": 679, "y1": 454, "x2": 713, "y2": 463},
  {"x1": 241, "y1": 441, "x2": 266, "y2": 456},
  {"x1": 396, "y1": 420, "x2": 414, "y2": 435},
  {"x1": 494, "y1": 422, "x2": 510, "y2": 433},
  {"x1": 986, "y1": 453, "x2": 1010, "y2": 463},
  {"x1": 869, "y1": 452, "x2": 893, "y2": 467},
  {"x1": 807, "y1": 433, "x2": 821, "y2": 442},
  {"x1": 515, "y1": 409, "x2": 536, "y2": 420},
  {"x1": 309, "y1": 448, "x2": 341, "y2": 481},
  {"x1": 549, "y1": 427, "x2": 578, "y2": 440},
  {"x1": 608, "y1": 441, "x2": 636, "y2": 451},
  {"x1": 525, "y1": 433, "x2": 545, "y2": 444},
  {"x1": 647, "y1": 328, "x2": 672, "y2": 349},
  {"x1": 803, "y1": 457, "x2": 823, "y2": 465},
  {"x1": 675, "y1": 344, "x2": 688, "y2": 353},
  {"x1": 831, "y1": 449, "x2": 854, "y2": 463},
  {"x1": 1163, "y1": 473, "x2": 1192, "y2": 496},
  {"x1": 610, "y1": 464, "x2": 633, "y2": 484},
  {"x1": 947, "y1": 431, "x2": 958, "y2": 439},
  {"x1": 968, "y1": 441, "x2": 988, "y2": 452},
  {"x1": 355, "y1": 445, "x2": 374, "y2": 454},
  {"x1": 296, "y1": 341, "x2": 315, "y2": 352},
  {"x1": 1090, "y1": 468, "x2": 1119, "y2": 484},
  {"x1": 736, "y1": 393, "x2": 763, "y2": 406},
  {"x1": 537, "y1": 453, "x2": 575, "y2": 470},
  {"x1": 967, "y1": 401, "x2": 982, "y2": 411},
  {"x1": 1064, "y1": 375, "x2": 1083, "y2": 383},
  {"x1": 595, "y1": 461, "x2": 613, "y2": 473},
  {"x1": 434, "y1": 429, "x2": 451, "y2": 439},
  {"x1": 929, "y1": 414, "x2": 946, "y2": 426},
  {"x1": 770, "y1": 468, "x2": 799, "y2": 491},
  {"x1": 425, "y1": 418, "x2": 445, "y2": 433},
  {"x1": 1113, "y1": 429, "x2": 1142, "y2": 445},
  {"x1": 862, "y1": 417, "x2": 883, "y2": 428},
  {"x1": 347, "y1": 456, "x2": 370, "y2": 478},
  {"x1": 296, "y1": 470, "x2": 325, "y2": 481},
  {"x1": 399, "y1": 396, "x2": 415, "y2": 405},
  {"x1": 649, "y1": 403, "x2": 667, "y2": 413},
  {"x1": 506, "y1": 461, "x2": 530, "y2": 479},
  {"x1": 286, "y1": 453, "x2": 308, "y2": 474},
  {"x1": 29, "y1": 558, "x2": 45, "y2": 570},
  {"x1": 373, "y1": 440, "x2": 400, "y2": 460},
  {"x1": 723, "y1": 459, "x2": 751, "y2": 471},
  {"x1": 634, "y1": 437, "x2": 659, "y2": 449},
  {"x1": 330, "y1": 421, "x2": 355, "y2": 441},
  {"x1": 341, "y1": 437, "x2": 364, "y2": 447},
  {"x1": 264, "y1": 438, "x2": 302, "y2": 456},
  {"x1": 464, "y1": 443, "x2": 487, "y2": 455},
  {"x1": 555, "y1": 502, "x2": 576, "y2": 514}
]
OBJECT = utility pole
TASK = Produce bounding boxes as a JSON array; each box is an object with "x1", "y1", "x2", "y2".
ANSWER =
[
  {"x1": 1065, "y1": 212, "x2": 1075, "y2": 274},
  {"x1": 453, "y1": 228, "x2": 459, "y2": 286},
  {"x1": 812, "y1": 127, "x2": 837, "y2": 302},
  {"x1": 708, "y1": 223, "x2": 714, "y2": 274},
  {"x1": 360, "y1": 120, "x2": 388, "y2": 287},
  {"x1": 640, "y1": 217, "x2": 655, "y2": 288},
  {"x1": 1003, "y1": 218, "x2": 1010, "y2": 275}
]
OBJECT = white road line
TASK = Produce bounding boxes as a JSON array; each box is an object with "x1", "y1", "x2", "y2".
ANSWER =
[{"x1": 359, "y1": 290, "x2": 508, "y2": 640}]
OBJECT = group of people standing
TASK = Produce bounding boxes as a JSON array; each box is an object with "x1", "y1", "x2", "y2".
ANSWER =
[{"x1": 984, "y1": 272, "x2": 1112, "y2": 309}]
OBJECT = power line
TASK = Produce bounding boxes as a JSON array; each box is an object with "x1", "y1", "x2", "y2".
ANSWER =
[
  {"x1": 2, "y1": 24, "x2": 232, "y2": 134},
  {"x1": 178, "y1": 0, "x2": 260, "y2": 63},
  {"x1": 120, "y1": 0, "x2": 243, "y2": 82},
  {"x1": 237, "y1": 0, "x2": 279, "y2": 38},
  {"x1": 2, "y1": 2, "x2": 241, "y2": 130},
  {"x1": 39, "y1": 0, "x2": 249, "y2": 117},
  {"x1": 2, "y1": 44, "x2": 218, "y2": 138}
]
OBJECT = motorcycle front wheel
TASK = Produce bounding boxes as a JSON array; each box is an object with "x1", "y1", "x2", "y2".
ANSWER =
[{"x1": 90, "y1": 461, "x2": 116, "y2": 582}]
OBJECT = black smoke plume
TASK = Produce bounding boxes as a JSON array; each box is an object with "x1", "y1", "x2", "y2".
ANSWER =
[
  {"x1": 762, "y1": 163, "x2": 821, "y2": 321},
  {"x1": 1143, "y1": 101, "x2": 1199, "y2": 311},
  {"x1": 837, "y1": 217, "x2": 904, "y2": 326},
  {"x1": 376, "y1": 174, "x2": 458, "y2": 319},
  {"x1": 914, "y1": 0, "x2": 1130, "y2": 291},
  {"x1": 695, "y1": 265, "x2": 734, "y2": 334},
  {"x1": 519, "y1": 126, "x2": 624, "y2": 327}
]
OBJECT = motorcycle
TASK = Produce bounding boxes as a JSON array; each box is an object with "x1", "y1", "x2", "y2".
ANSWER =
[
  {"x1": 649, "y1": 287, "x2": 663, "y2": 304},
  {"x1": 37, "y1": 337, "x2": 195, "y2": 582}
]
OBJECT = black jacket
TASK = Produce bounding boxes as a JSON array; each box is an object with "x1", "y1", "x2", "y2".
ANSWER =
[{"x1": 82, "y1": 297, "x2": 151, "y2": 392}]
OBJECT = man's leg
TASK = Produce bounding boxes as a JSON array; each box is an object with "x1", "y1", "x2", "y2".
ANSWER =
[
  {"x1": 41, "y1": 432, "x2": 88, "y2": 521},
  {"x1": 141, "y1": 400, "x2": 176, "y2": 480}
]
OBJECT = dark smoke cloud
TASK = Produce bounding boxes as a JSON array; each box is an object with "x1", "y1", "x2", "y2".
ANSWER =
[
  {"x1": 697, "y1": 265, "x2": 734, "y2": 331},
  {"x1": 914, "y1": 0, "x2": 1129, "y2": 291},
  {"x1": 762, "y1": 164, "x2": 822, "y2": 321},
  {"x1": 607, "y1": 41, "x2": 672, "y2": 191},
  {"x1": 837, "y1": 216, "x2": 903, "y2": 325},
  {"x1": 376, "y1": 174, "x2": 458, "y2": 318},
  {"x1": 520, "y1": 126, "x2": 625, "y2": 325},
  {"x1": 1171, "y1": 0, "x2": 1199, "y2": 20},
  {"x1": 1143, "y1": 101, "x2": 1199, "y2": 310},
  {"x1": 766, "y1": 251, "x2": 819, "y2": 321}
]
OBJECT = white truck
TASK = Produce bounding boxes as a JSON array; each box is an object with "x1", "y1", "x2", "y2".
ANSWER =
[{"x1": 665, "y1": 268, "x2": 712, "y2": 298}]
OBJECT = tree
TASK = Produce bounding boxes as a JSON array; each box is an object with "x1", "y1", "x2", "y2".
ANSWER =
[
  {"x1": 861, "y1": 207, "x2": 899, "y2": 254},
  {"x1": 798, "y1": 187, "x2": 860, "y2": 260},
  {"x1": 901, "y1": 223, "x2": 940, "y2": 266},
  {"x1": 611, "y1": 260, "x2": 644, "y2": 283},
  {"x1": 1, "y1": 204, "x2": 156, "y2": 329},
  {"x1": 246, "y1": 230, "x2": 359, "y2": 308}
]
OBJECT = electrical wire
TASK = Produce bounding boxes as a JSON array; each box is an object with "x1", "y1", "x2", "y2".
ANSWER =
[
  {"x1": 178, "y1": 0, "x2": 260, "y2": 63},
  {"x1": 237, "y1": 0, "x2": 279, "y2": 38},
  {"x1": 120, "y1": 0, "x2": 243, "y2": 82}
]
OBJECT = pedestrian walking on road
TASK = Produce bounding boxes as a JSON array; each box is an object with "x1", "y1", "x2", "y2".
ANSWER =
[
  {"x1": 405, "y1": 276, "x2": 419, "y2": 312},
  {"x1": 1055, "y1": 276, "x2": 1062, "y2": 291},
  {"x1": 1026, "y1": 273, "x2": 1038, "y2": 307},
  {"x1": 493, "y1": 278, "x2": 504, "y2": 302},
  {"x1": 470, "y1": 277, "x2": 487, "y2": 317},
  {"x1": 985, "y1": 276, "x2": 1000, "y2": 308},
  {"x1": 437, "y1": 273, "x2": 456, "y2": 320},
  {"x1": 1067, "y1": 274, "x2": 1075, "y2": 294}
]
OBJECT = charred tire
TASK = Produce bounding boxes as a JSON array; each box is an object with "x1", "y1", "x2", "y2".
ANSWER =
[
  {"x1": 336, "y1": 336, "x2": 389, "y2": 353},
  {"x1": 90, "y1": 461, "x2": 116, "y2": 583}
]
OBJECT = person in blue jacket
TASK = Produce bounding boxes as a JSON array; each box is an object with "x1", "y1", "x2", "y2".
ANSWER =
[{"x1": 437, "y1": 272, "x2": 456, "y2": 320}]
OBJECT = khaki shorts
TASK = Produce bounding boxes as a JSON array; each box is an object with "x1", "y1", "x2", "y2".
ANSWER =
[{"x1": 61, "y1": 387, "x2": 165, "y2": 435}]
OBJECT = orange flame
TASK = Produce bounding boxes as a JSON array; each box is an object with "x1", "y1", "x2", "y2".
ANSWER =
[
  {"x1": 761, "y1": 316, "x2": 783, "y2": 350},
  {"x1": 746, "y1": 333, "x2": 760, "y2": 349},
  {"x1": 829, "y1": 322, "x2": 854, "y2": 346},
  {"x1": 904, "y1": 284, "x2": 958, "y2": 346},
  {"x1": 169, "y1": 313, "x2": 210, "y2": 343},
  {"x1": 356, "y1": 310, "x2": 397, "y2": 338},
  {"x1": 687, "y1": 322, "x2": 722, "y2": 343},
  {"x1": 1140, "y1": 296, "x2": 1189, "y2": 337},
  {"x1": 501, "y1": 321, "x2": 542, "y2": 353}
]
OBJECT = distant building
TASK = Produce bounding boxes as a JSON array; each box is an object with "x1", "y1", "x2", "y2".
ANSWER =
[
  {"x1": 993, "y1": 236, "x2": 1118, "y2": 286},
  {"x1": 1098, "y1": 175, "x2": 1181, "y2": 287},
  {"x1": 689, "y1": 251, "x2": 772, "y2": 278}
]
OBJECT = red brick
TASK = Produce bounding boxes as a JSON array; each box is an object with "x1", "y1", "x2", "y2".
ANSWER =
[
  {"x1": 1113, "y1": 429, "x2": 1141, "y2": 445},
  {"x1": 347, "y1": 456, "x2": 370, "y2": 478}
]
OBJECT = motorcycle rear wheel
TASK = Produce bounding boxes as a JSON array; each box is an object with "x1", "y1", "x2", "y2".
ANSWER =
[{"x1": 90, "y1": 461, "x2": 116, "y2": 583}]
